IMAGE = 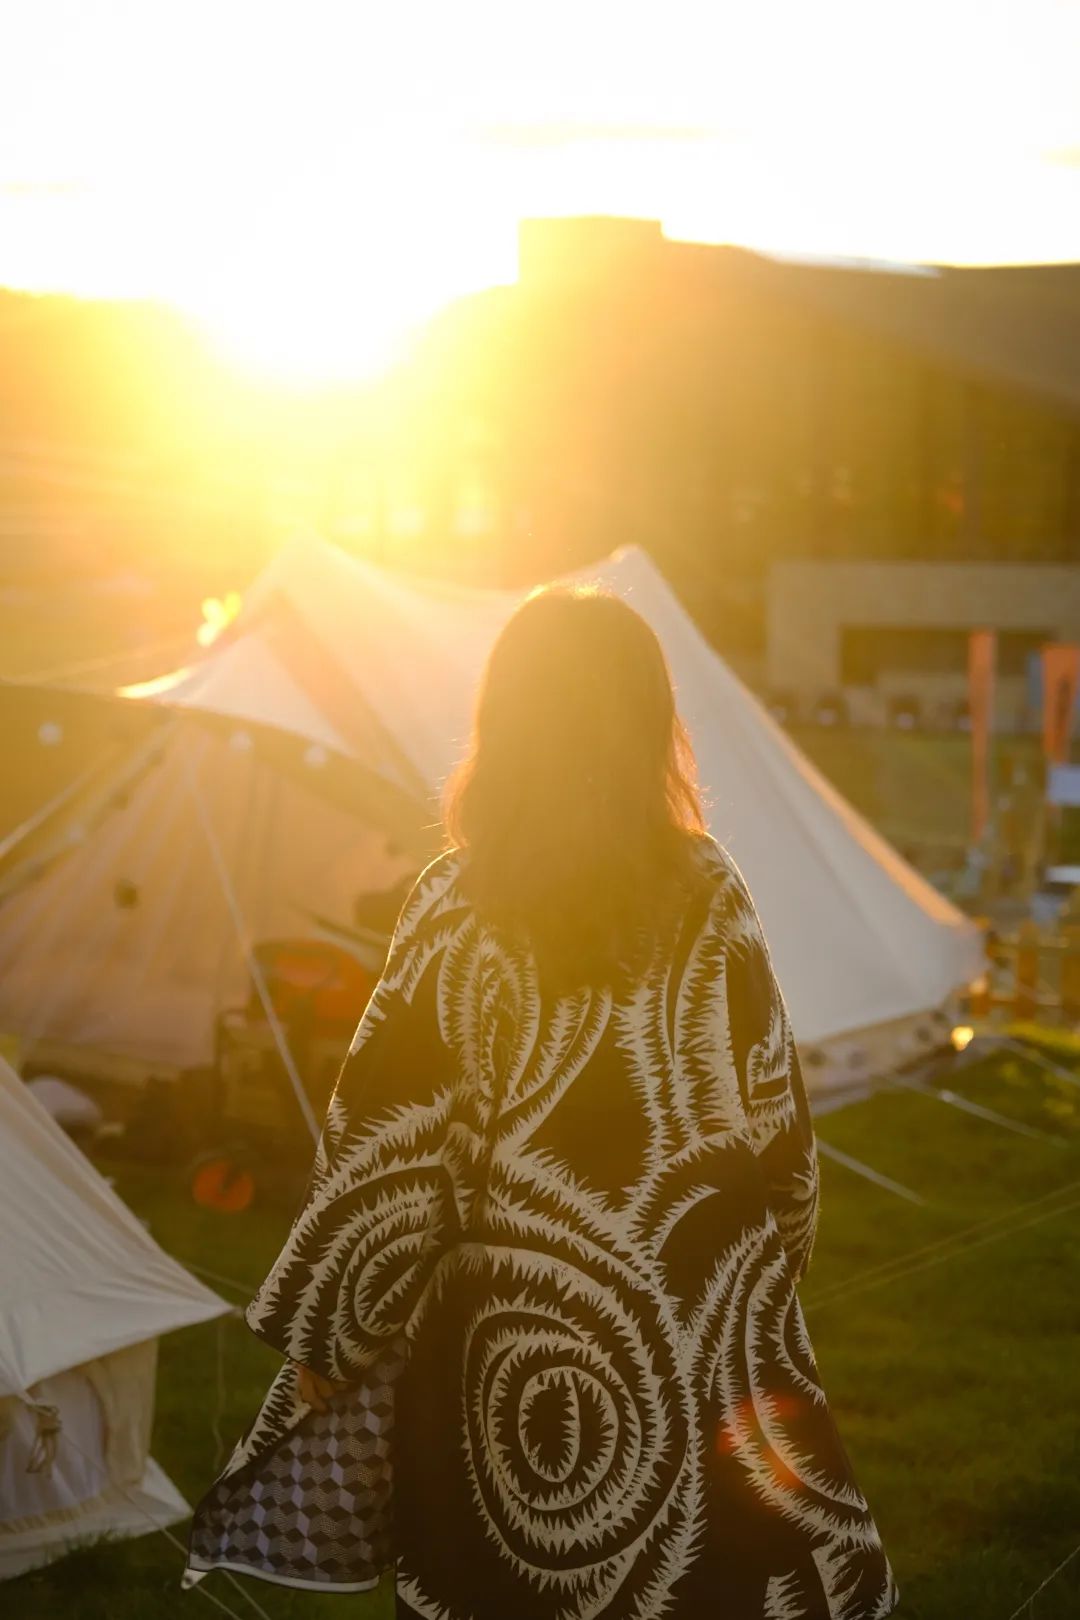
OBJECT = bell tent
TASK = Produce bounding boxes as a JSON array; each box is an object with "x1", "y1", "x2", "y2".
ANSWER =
[
  {"x1": 0, "y1": 537, "x2": 982, "y2": 1092},
  {"x1": 0, "y1": 1056, "x2": 228, "y2": 1578}
]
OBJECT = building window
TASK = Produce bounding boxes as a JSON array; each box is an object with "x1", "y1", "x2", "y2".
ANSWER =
[{"x1": 840, "y1": 626, "x2": 1052, "y2": 685}]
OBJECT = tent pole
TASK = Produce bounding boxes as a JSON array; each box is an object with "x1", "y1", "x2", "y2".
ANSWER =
[
  {"x1": 112, "y1": 749, "x2": 215, "y2": 1017},
  {"x1": 184, "y1": 760, "x2": 321, "y2": 1144}
]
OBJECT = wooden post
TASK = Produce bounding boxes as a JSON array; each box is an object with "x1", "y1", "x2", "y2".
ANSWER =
[
  {"x1": 1061, "y1": 927, "x2": 1080, "y2": 1023},
  {"x1": 1062, "y1": 426, "x2": 1080, "y2": 561},
  {"x1": 962, "y1": 382, "x2": 984, "y2": 553},
  {"x1": 810, "y1": 322, "x2": 835, "y2": 554},
  {"x1": 968, "y1": 916, "x2": 991, "y2": 1017},
  {"x1": 968, "y1": 629, "x2": 996, "y2": 849},
  {"x1": 1015, "y1": 920, "x2": 1040, "y2": 1020},
  {"x1": 917, "y1": 365, "x2": 936, "y2": 551}
]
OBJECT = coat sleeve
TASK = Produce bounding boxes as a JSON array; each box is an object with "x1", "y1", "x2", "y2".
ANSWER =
[
  {"x1": 720, "y1": 870, "x2": 819, "y2": 1281},
  {"x1": 244, "y1": 855, "x2": 464, "y2": 1380}
]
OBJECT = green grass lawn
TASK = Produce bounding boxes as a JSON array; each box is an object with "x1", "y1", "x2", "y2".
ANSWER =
[
  {"x1": 9, "y1": 1043, "x2": 1080, "y2": 1620},
  {"x1": 789, "y1": 726, "x2": 1044, "y2": 863},
  {"x1": 789, "y1": 725, "x2": 974, "y2": 852}
]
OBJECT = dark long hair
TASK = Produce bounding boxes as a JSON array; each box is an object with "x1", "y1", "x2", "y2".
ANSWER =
[{"x1": 444, "y1": 586, "x2": 707, "y2": 991}]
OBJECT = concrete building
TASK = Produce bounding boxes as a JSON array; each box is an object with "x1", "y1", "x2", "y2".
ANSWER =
[
  {"x1": 768, "y1": 561, "x2": 1080, "y2": 728},
  {"x1": 394, "y1": 218, "x2": 1080, "y2": 653}
]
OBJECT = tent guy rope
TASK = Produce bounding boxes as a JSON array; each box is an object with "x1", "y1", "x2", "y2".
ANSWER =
[
  {"x1": 886, "y1": 1074, "x2": 1065, "y2": 1145},
  {"x1": 806, "y1": 1175, "x2": 1080, "y2": 1308},
  {"x1": 184, "y1": 754, "x2": 320, "y2": 1143},
  {"x1": 11, "y1": 631, "x2": 197, "y2": 687},
  {"x1": 1006, "y1": 1535, "x2": 1080, "y2": 1619},
  {"x1": 211, "y1": 1312, "x2": 230, "y2": 1471},
  {"x1": 815, "y1": 1140, "x2": 925, "y2": 1204},
  {"x1": 183, "y1": 1261, "x2": 260, "y2": 1301},
  {"x1": 806, "y1": 1181, "x2": 1080, "y2": 1312},
  {"x1": 12, "y1": 1399, "x2": 273, "y2": 1620},
  {"x1": 990, "y1": 1034, "x2": 1080, "y2": 1091}
]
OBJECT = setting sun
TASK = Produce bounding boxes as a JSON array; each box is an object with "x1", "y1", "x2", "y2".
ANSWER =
[
  {"x1": 193, "y1": 276, "x2": 426, "y2": 387},
  {"x1": 178, "y1": 147, "x2": 520, "y2": 384},
  {"x1": 3, "y1": 0, "x2": 1080, "y2": 385}
]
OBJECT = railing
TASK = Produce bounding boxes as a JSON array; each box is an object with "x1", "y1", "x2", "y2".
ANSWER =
[{"x1": 968, "y1": 920, "x2": 1080, "y2": 1023}]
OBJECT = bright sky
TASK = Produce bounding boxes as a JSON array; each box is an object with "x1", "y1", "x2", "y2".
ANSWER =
[{"x1": 3, "y1": 0, "x2": 1080, "y2": 381}]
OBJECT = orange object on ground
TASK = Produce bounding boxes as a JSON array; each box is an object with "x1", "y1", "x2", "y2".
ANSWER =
[{"x1": 192, "y1": 1158, "x2": 256, "y2": 1214}]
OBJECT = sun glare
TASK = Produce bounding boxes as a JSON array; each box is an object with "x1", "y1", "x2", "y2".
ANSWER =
[
  {"x1": 3, "y1": 0, "x2": 1080, "y2": 374},
  {"x1": 182, "y1": 201, "x2": 517, "y2": 386},
  {"x1": 193, "y1": 285, "x2": 421, "y2": 387}
]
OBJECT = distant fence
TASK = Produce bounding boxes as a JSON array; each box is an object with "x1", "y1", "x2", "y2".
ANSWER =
[{"x1": 970, "y1": 920, "x2": 1080, "y2": 1023}]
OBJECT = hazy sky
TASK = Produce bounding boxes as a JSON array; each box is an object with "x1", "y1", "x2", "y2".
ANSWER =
[{"x1": 3, "y1": 0, "x2": 1079, "y2": 378}]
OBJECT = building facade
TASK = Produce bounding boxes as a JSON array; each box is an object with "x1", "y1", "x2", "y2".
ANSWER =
[
  {"x1": 383, "y1": 218, "x2": 1080, "y2": 662},
  {"x1": 768, "y1": 561, "x2": 1080, "y2": 729}
]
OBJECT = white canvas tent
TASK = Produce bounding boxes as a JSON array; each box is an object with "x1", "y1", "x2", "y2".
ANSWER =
[
  {"x1": 0, "y1": 1055, "x2": 228, "y2": 1578},
  {"x1": 0, "y1": 536, "x2": 982, "y2": 1090}
]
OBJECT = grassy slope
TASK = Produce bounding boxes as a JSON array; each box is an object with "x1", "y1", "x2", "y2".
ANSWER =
[
  {"x1": 804, "y1": 1051, "x2": 1080, "y2": 1620},
  {"x1": 9, "y1": 1046, "x2": 1080, "y2": 1620},
  {"x1": 789, "y1": 726, "x2": 973, "y2": 853}
]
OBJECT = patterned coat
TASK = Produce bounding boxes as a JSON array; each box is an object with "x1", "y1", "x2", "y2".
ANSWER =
[{"x1": 187, "y1": 840, "x2": 898, "y2": 1619}]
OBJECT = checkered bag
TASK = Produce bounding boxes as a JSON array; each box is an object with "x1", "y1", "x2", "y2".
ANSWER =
[{"x1": 188, "y1": 1335, "x2": 407, "y2": 1591}]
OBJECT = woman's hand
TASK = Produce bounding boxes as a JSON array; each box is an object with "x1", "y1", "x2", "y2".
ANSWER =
[{"x1": 292, "y1": 1362, "x2": 346, "y2": 1413}]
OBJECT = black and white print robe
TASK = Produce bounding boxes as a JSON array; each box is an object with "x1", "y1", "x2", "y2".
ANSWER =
[{"x1": 187, "y1": 839, "x2": 898, "y2": 1619}]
